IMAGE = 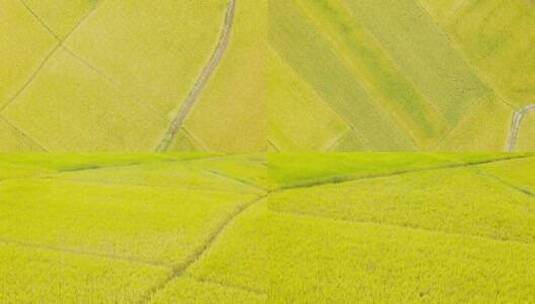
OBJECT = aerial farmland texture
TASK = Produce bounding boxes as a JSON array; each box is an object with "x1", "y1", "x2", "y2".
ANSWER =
[
  {"x1": 1, "y1": 0, "x2": 534, "y2": 152},
  {"x1": 268, "y1": 0, "x2": 535, "y2": 151},
  {"x1": 1, "y1": 0, "x2": 265, "y2": 152},
  {"x1": 1, "y1": 153, "x2": 534, "y2": 302},
  {"x1": 2, "y1": 0, "x2": 534, "y2": 302}
]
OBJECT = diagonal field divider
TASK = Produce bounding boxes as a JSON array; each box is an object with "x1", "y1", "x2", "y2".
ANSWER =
[
  {"x1": 0, "y1": 237, "x2": 170, "y2": 268},
  {"x1": 0, "y1": 0, "x2": 104, "y2": 113},
  {"x1": 272, "y1": 209, "x2": 535, "y2": 247},
  {"x1": 137, "y1": 194, "x2": 266, "y2": 303},
  {"x1": 274, "y1": 153, "x2": 535, "y2": 191}
]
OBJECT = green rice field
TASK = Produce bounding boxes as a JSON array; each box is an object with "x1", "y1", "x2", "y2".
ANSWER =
[
  {"x1": 268, "y1": 0, "x2": 534, "y2": 151},
  {"x1": 2, "y1": 1, "x2": 534, "y2": 302},
  {"x1": 1, "y1": 0, "x2": 533, "y2": 152},
  {"x1": 1, "y1": 153, "x2": 534, "y2": 302},
  {"x1": 0, "y1": 0, "x2": 264, "y2": 152}
]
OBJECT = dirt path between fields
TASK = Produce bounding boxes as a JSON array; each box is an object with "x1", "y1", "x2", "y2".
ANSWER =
[
  {"x1": 155, "y1": 0, "x2": 237, "y2": 151},
  {"x1": 507, "y1": 104, "x2": 535, "y2": 152},
  {"x1": 138, "y1": 194, "x2": 266, "y2": 303}
]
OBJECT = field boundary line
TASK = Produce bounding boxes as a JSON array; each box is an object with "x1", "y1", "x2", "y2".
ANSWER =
[
  {"x1": 138, "y1": 194, "x2": 266, "y2": 303},
  {"x1": 29, "y1": 176, "x2": 261, "y2": 195},
  {"x1": 0, "y1": 44, "x2": 59, "y2": 113},
  {"x1": 411, "y1": 0, "x2": 516, "y2": 151},
  {"x1": 1, "y1": 0, "x2": 104, "y2": 113},
  {"x1": 339, "y1": 0, "x2": 468, "y2": 150},
  {"x1": 203, "y1": 169, "x2": 267, "y2": 192},
  {"x1": 51, "y1": 154, "x2": 256, "y2": 174},
  {"x1": 181, "y1": 126, "x2": 210, "y2": 152},
  {"x1": 398, "y1": 0, "x2": 518, "y2": 150},
  {"x1": 0, "y1": 237, "x2": 170, "y2": 268},
  {"x1": 267, "y1": 139, "x2": 281, "y2": 152},
  {"x1": 413, "y1": 0, "x2": 516, "y2": 111},
  {"x1": 474, "y1": 170, "x2": 534, "y2": 198},
  {"x1": 0, "y1": 115, "x2": 48, "y2": 151},
  {"x1": 155, "y1": 0, "x2": 237, "y2": 151},
  {"x1": 273, "y1": 154, "x2": 535, "y2": 191},
  {"x1": 44, "y1": 155, "x2": 225, "y2": 174},
  {"x1": 292, "y1": 1, "x2": 420, "y2": 149},
  {"x1": 294, "y1": 0, "x2": 422, "y2": 149},
  {"x1": 507, "y1": 104, "x2": 535, "y2": 151},
  {"x1": 273, "y1": 209, "x2": 535, "y2": 247},
  {"x1": 62, "y1": 46, "x2": 121, "y2": 87},
  {"x1": 186, "y1": 274, "x2": 266, "y2": 296},
  {"x1": 18, "y1": 0, "x2": 61, "y2": 40},
  {"x1": 267, "y1": 43, "x2": 357, "y2": 150},
  {"x1": 19, "y1": 0, "x2": 61, "y2": 41},
  {"x1": 324, "y1": 128, "x2": 352, "y2": 151}
]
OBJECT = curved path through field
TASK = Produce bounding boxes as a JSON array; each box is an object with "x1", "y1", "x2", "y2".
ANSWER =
[
  {"x1": 155, "y1": 0, "x2": 237, "y2": 151},
  {"x1": 507, "y1": 104, "x2": 535, "y2": 151}
]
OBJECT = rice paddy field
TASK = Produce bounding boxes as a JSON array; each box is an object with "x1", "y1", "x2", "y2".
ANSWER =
[
  {"x1": 0, "y1": 0, "x2": 264, "y2": 152},
  {"x1": 268, "y1": 0, "x2": 535, "y2": 152},
  {"x1": 1, "y1": 0, "x2": 533, "y2": 152},
  {"x1": 0, "y1": 153, "x2": 268, "y2": 303},
  {"x1": 1, "y1": 153, "x2": 534, "y2": 302},
  {"x1": 2, "y1": 0, "x2": 534, "y2": 302}
]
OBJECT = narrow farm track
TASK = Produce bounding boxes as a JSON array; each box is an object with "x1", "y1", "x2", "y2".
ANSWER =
[
  {"x1": 155, "y1": 0, "x2": 237, "y2": 152},
  {"x1": 138, "y1": 194, "x2": 266, "y2": 303},
  {"x1": 507, "y1": 104, "x2": 535, "y2": 151}
]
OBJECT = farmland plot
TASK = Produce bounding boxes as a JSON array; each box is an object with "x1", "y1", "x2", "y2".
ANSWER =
[
  {"x1": 183, "y1": 0, "x2": 267, "y2": 152},
  {"x1": 1, "y1": 0, "x2": 265, "y2": 152},
  {"x1": 268, "y1": 0, "x2": 534, "y2": 151},
  {"x1": 269, "y1": 0, "x2": 417, "y2": 151},
  {"x1": 2, "y1": 0, "x2": 533, "y2": 152},
  {"x1": 419, "y1": 0, "x2": 535, "y2": 109},
  {"x1": 0, "y1": 117, "x2": 44, "y2": 152},
  {"x1": 265, "y1": 153, "x2": 535, "y2": 303},
  {"x1": 0, "y1": 154, "x2": 267, "y2": 302},
  {"x1": 2, "y1": 153, "x2": 534, "y2": 302},
  {"x1": 0, "y1": 0, "x2": 57, "y2": 110}
]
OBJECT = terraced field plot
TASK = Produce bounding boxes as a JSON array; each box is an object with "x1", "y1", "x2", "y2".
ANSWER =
[
  {"x1": 2, "y1": 153, "x2": 535, "y2": 302},
  {"x1": 268, "y1": 0, "x2": 535, "y2": 151},
  {"x1": 1, "y1": 0, "x2": 263, "y2": 152}
]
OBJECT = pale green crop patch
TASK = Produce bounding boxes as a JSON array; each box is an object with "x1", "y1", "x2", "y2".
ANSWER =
[
  {"x1": 419, "y1": 0, "x2": 535, "y2": 108},
  {"x1": 269, "y1": 0, "x2": 534, "y2": 151}
]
